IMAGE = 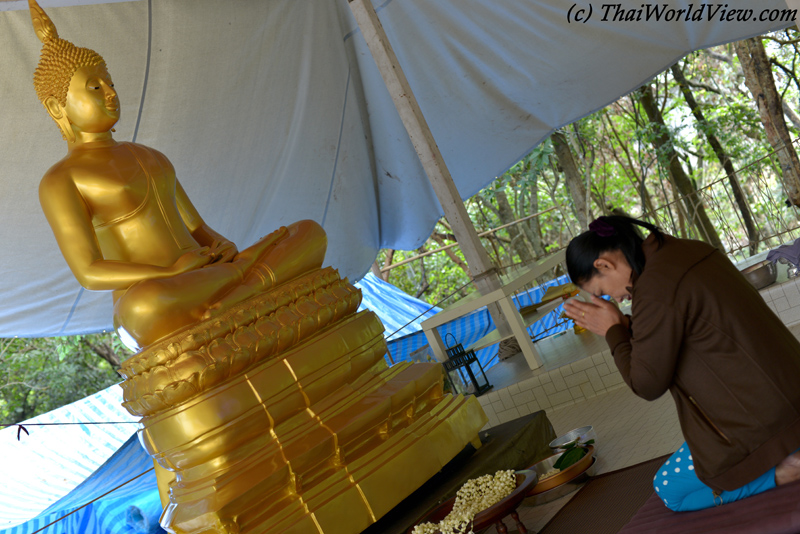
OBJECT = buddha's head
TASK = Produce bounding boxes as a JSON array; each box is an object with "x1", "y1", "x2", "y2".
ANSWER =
[{"x1": 29, "y1": 0, "x2": 118, "y2": 142}]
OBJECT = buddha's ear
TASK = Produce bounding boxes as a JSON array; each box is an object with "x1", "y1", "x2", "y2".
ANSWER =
[{"x1": 43, "y1": 96, "x2": 75, "y2": 143}]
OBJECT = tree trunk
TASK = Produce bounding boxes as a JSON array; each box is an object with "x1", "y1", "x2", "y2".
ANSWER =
[
  {"x1": 551, "y1": 131, "x2": 591, "y2": 229},
  {"x1": 734, "y1": 37, "x2": 800, "y2": 206},
  {"x1": 783, "y1": 99, "x2": 800, "y2": 130},
  {"x1": 413, "y1": 246, "x2": 430, "y2": 298},
  {"x1": 82, "y1": 338, "x2": 122, "y2": 370},
  {"x1": 601, "y1": 112, "x2": 658, "y2": 216},
  {"x1": 671, "y1": 63, "x2": 759, "y2": 254},
  {"x1": 430, "y1": 232, "x2": 471, "y2": 276},
  {"x1": 494, "y1": 190, "x2": 535, "y2": 264},
  {"x1": 381, "y1": 249, "x2": 395, "y2": 282},
  {"x1": 638, "y1": 85, "x2": 725, "y2": 250},
  {"x1": 522, "y1": 182, "x2": 547, "y2": 257},
  {"x1": 474, "y1": 197, "x2": 513, "y2": 266}
]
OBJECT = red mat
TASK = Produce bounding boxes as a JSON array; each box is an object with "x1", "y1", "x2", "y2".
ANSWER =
[
  {"x1": 538, "y1": 455, "x2": 670, "y2": 534},
  {"x1": 538, "y1": 453, "x2": 800, "y2": 534},
  {"x1": 619, "y1": 479, "x2": 800, "y2": 534}
]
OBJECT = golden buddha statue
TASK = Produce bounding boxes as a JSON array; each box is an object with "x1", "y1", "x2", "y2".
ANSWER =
[
  {"x1": 30, "y1": 0, "x2": 326, "y2": 352},
  {"x1": 28, "y1": 1, "x2": 487, "y2": 533}
]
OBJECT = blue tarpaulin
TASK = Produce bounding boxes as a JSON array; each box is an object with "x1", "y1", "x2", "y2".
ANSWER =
[
  {"x1": 355, "y1": 272, "x2": 442, "y2": 340},
  {"x1": 383, "y1": 274, "x2": 573, "y2": 370},
  {"x1": 0, "y1": 386, "x2": 151, "y2": 534},
  {"x1": 3, "y1": 435, "x2": 164, "y2": 534}
]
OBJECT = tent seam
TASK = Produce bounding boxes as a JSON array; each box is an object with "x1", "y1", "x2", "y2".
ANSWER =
[
  {"x1": 131, "y1": 0, "x2": 153, "y2": 144},
  {"x1": 321, "y1": 67, "x2": 352, "y2": 228}
]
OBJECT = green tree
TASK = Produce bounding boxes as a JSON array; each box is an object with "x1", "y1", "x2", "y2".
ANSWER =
[
  {"x1": 0, "y1": 333, "x2": 129, "y2": 424},
  {"x1": 376, "y1": 30, "x2": 800, "y2": 306}
]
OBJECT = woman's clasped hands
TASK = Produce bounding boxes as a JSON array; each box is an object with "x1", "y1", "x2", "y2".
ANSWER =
[{"x1": 563, "y1": 295, "x2": 629, "y2": 337}]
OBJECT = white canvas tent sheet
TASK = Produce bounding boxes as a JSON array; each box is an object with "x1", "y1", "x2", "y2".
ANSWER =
[
  {"x1": 0, "y1": 0, "x2": 792, "y2": 337},
  {"x1": 0, "y1": 384, "x2": 138, "y2": 530}
]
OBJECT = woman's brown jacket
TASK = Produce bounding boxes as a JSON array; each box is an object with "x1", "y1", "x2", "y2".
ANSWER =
[{"x1": 605, "y1": 234, "x2": 800, "y2": 492}]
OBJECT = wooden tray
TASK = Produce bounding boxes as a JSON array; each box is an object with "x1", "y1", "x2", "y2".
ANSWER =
[
  {"x1": 407, "y1": 470, "x2": 537, "y2": 533},
  {"x1": 526, "y1": 445, "x2": 595, "y2": 495}
]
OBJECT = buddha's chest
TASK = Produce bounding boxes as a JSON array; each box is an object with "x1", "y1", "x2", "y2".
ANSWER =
[{"x1": 74, "y1": 146, "x2": 177, "y2": 227}]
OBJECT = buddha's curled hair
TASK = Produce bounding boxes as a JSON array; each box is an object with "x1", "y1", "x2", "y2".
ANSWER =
[
  {"x1": 34, "y1": 39, "x2": 105, "y2": 106},
  {"x1": 29, "y1": 0, "x2": 105, "y2": 106}
]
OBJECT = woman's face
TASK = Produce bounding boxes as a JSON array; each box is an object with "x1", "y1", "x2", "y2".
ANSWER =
[{"x1": 580, "y1": 249, "x2": 634, "y2": 302}]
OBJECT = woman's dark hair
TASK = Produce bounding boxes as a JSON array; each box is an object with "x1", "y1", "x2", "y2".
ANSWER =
[{"x1": 566, "y1": 216, "x2": 664, "y2": 285}]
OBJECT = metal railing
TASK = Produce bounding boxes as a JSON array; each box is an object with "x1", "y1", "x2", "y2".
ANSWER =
[
  {"x1": 638, "y1": 139, "x2": 800, "y2": 263},
  {"x1": 382, "y1": 138, "x2": 800, "y2": 306}
]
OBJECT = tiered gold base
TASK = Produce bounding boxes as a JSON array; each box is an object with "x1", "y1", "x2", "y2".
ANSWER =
[{"x1": 119, "y1": 267, "x2": 487, "y2": 534}]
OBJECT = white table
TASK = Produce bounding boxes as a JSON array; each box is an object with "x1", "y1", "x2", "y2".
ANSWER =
[{"x1": 421, "y1": 250, "x2": 567, "y2": 370}]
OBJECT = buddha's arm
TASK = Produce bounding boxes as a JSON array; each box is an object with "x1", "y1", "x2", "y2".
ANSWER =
[
  {"x1": 39, "y1": 172, "x2": 213, "y2": 291},
  {"x1": 175, "y1": 180, "x2": 238, "y2": 263}
]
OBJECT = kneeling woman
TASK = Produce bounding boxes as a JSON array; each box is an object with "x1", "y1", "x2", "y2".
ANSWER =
[{"x1": 562, "y1": 216, "x2": 800, "y2": 512}]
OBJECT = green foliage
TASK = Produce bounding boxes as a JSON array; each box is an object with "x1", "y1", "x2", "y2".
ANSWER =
[
  {"x1": 377, "y1": 240, "x2": 473, "y2": 310},
  {"x1": 0, "y1": 333, "x2": 128, "y2": 425},
  {"x1": 553, "y1": 439, "x2": 595, "y2": 470},
  {"x1": 377, "y1": 31, "x2": 800, "y2": 305}
]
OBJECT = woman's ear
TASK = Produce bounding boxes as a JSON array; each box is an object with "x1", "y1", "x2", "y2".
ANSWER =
[{"x1": 593, "y1": 257, "x2": 614, "y2": 273}]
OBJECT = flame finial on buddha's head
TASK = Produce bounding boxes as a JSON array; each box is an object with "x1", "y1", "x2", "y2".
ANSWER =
[{"x1": 29, "y1": 0, "x2": 107, "y2": 138}]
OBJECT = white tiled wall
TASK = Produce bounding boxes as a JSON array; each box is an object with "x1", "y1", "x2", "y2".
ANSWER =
[
  {"x1": 477, "y1": 349, "x2": 626, "y2": 429},
  {"x1": 477, "y1": 275, "x2": 800, "y2": 430},
  {"x1": 760, "y1": 275, "x2": 800, "y2": 325}
]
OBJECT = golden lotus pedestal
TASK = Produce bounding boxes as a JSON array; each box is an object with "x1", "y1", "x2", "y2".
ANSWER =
[{"x1": 118, "y1": 267, "x2": 487, "y2": 534}]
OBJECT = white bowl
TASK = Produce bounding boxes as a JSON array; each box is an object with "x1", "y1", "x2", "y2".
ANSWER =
[{"x1": 548, "y1": 425, "x2": 597, "y2": 453}]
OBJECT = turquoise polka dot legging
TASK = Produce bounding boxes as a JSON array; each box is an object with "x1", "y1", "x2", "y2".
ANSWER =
[{"x1": 653, "y1": 442, "x2": 776, "y2": 512}]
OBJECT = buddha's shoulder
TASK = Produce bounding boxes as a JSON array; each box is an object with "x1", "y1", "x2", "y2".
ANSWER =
[
  {"x1": 39, "y1": 154, "x2": 79, "y2": 190},
  {"x1": 40, "y1": 142, "x2": 173, "y2": 185},
  {"x1": 122, "y1": 142, "x2": 173, "y2": 165},
  {"x1": 38, "y1": 159, "x2": 80, "y2": 207}
]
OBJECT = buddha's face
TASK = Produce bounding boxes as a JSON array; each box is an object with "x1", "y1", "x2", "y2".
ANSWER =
[{"x1": 64, "y1": 64, "x2": 119, "y2": 134}]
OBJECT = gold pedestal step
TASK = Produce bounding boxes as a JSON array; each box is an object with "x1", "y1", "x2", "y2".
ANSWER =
[{"x1": 119, "y1": 267, "x2": 487, "y2": 534}]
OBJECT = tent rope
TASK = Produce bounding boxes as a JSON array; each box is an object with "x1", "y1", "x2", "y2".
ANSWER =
[
  {"x1": 1, "y1": 422, "x2": 138, "y2": 441},
  {"x1": 383, "y1": 278, "x2": 474, "y2": 340}
]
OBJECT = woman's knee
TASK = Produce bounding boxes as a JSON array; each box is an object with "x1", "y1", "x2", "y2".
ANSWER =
[
  {"x1": 653, "y1": 446, "x2": 689, "y2": 505},
  {"x1": 653, "y1": 445, "x2": 712, "y2": 512},
  {"x1": 653, "y1": 465, "x2": 682, "y2": 511}
]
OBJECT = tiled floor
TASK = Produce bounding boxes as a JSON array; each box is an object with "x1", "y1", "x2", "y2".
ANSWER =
[
  {"x1": 494, "y1": 320, "x2": 800, "y2": 533},
  {"x1": 478, "y1": 331, "x2": 628, "y2": 430},
  {"x1": 512, "y1": 385, "x2": 684, "y2": 532}
]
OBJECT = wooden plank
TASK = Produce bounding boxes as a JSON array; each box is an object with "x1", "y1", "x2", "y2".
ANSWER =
[
  {"x1": 421, "y1": 249, "x2": 566, "y2": 329},
  {"x1": 467, "y1": 298, "x2": 562, "y2": 352},
  {"x1": 347, "y1": 0, "x2": 496, "y2": 279},
  {"x1": 349, "y1": 0, "x2": 562, "y2": 367}
]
